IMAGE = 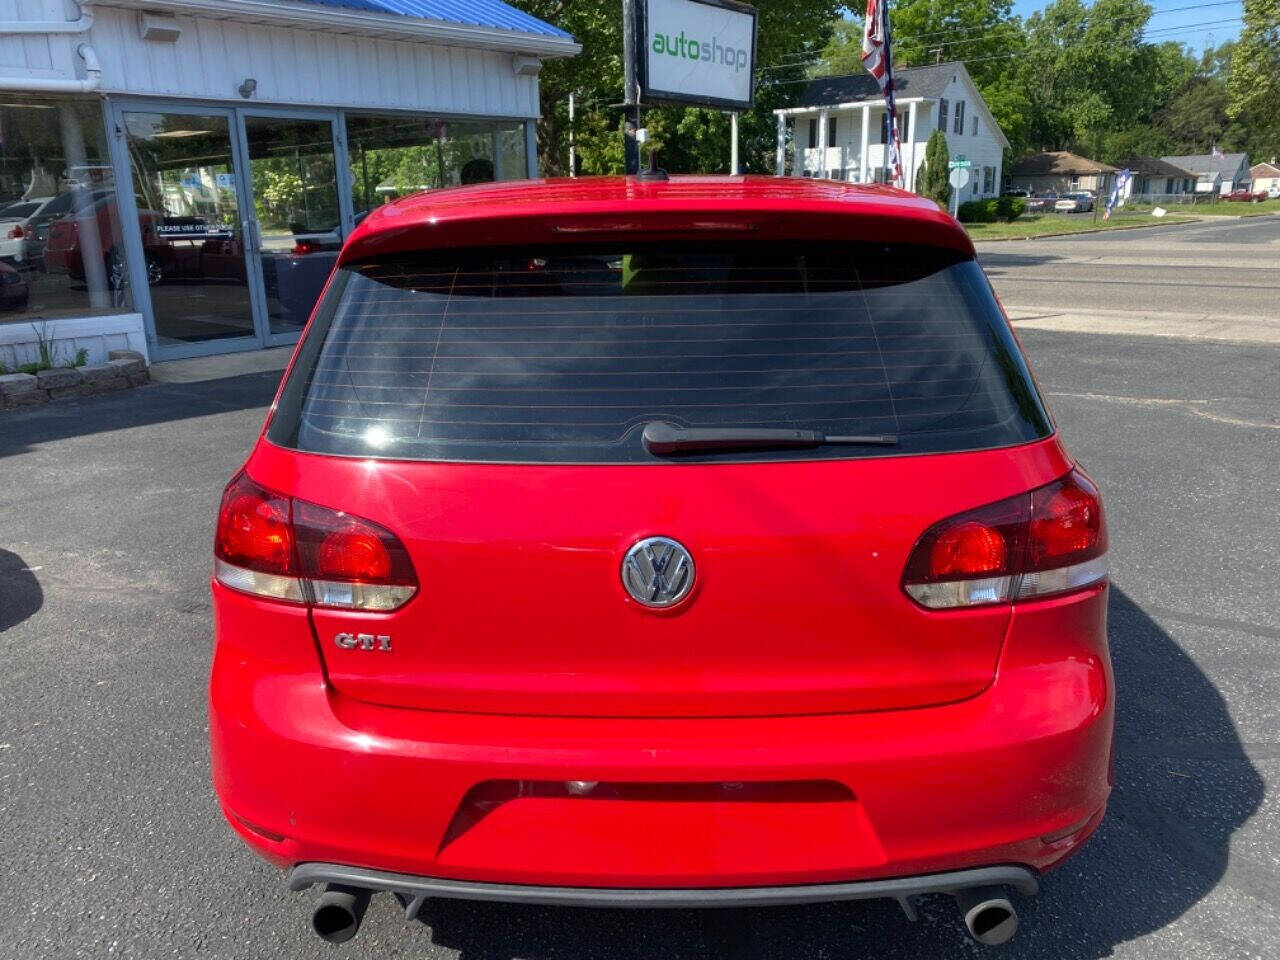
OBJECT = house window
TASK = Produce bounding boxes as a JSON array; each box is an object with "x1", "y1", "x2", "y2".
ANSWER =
[
  {"x1": 983, "y1": 166, "x2": 995, "y2": 194},
  {"x1": 938, "y1": 98, "x2": 948, "y2": 132},
  {"x1": 880, "y1": 112, "x2": 889, "y2": 144},
  {"x1": 1070, "y1": 175, "x2": 1080, "y2": 189},
  {"x1": 827, "y1": 117, "x2": 838, "y2": 148},
  {"x1": 954, "y1": 100, "x2": 965, "y2": 134},
  {"x1": 808, "y1": 119, "x2": 817, "y2": 150},
  {"x1": 972, "y1": 116, "x2": 979, "y2": 136}
]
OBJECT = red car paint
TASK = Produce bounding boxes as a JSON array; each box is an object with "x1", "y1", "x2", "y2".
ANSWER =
[{"x1": 210, "y1": 176, "x2": 1112, "y2": 898}]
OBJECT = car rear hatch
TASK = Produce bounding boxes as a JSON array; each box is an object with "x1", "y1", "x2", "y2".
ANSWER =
[{"x1": 261, "y1": 236, "x2": 1059, "y2": 719}]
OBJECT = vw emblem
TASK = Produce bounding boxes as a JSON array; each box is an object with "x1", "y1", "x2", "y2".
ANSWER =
[{"x1": 621, "y1": 536, "x2": 695, "y2": 608}]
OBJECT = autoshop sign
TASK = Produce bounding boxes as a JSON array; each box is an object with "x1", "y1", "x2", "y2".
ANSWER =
[{"x1": 639, "y1": 0, "x2": 758, "y2": 110}]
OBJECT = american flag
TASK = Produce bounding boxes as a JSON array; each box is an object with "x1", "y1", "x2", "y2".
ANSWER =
[{"x1": 862, "y1": 0, "x2": 904, "y2": 187}]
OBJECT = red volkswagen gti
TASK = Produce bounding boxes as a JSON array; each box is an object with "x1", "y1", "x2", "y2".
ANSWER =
[{"x1": 209, "y1": 175, "x2": 1112, "y2": 947}]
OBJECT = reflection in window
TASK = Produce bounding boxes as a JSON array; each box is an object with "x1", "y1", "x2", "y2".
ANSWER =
[
  {"x1": 345, "y1": 115, "x2": 528, "y2": 216},
  {"x1": 0, "y1": 96, "x2": 131, "y2": 327}
]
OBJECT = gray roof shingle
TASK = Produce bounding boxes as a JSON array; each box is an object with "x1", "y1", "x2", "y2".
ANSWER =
[
  {"x1": 796, "y1": 61, "x2": 962, "y2": 107},
  {"x1": 1160, "y1": 153, "x2": 1249, "y2": 178}
]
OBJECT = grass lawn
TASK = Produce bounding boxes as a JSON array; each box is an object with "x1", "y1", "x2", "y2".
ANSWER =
[{"x1": 965, "y1": 213, "x2": 1198, "y2": 240}]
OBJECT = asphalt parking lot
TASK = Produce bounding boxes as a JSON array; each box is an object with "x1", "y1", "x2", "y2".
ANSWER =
[{"x1": 2, "y1": 239, "x2": 1278, "y2": 957}]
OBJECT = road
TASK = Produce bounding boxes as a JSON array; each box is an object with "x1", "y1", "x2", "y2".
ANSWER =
[
  {"x1": 979, "y1": 215, "x2": 1280, "y2": 339},
  {"x1": 2, "y1": 228, "x2": 1279, "y2": 958}
]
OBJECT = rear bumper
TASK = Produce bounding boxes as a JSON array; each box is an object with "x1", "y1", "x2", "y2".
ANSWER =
[
  {"x1": 210, "y1": 581, "x2": 1113, "y2": 890},
  {"x1": 288, "y1": 861, "x2": 1038, "y2": 909}
]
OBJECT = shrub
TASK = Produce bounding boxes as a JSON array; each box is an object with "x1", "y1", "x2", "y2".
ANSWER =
[
  {"x1": 995, "y1": 195, "x2": 1027, "y2": 222},
  {"x1": 957, "y1": 199, "x2": 999, "y2": 223},
  {"x1": 917, "y1": 130, "x2": 951, "y2": 207}
]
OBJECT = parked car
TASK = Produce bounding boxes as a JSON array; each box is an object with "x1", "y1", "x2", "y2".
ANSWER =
[
  {"x1": 1054, "y1": 192, "x2": 1095, "y2": 213},
  {"x1": 1268, "y1": 186, "x2": 1280, "y2": 201},
  {"x1": 0, "y1": 196, "x2": 55, "y2": 267},
  {"x1": 0, "y1": 259, "x2": 29, "y2": 308},
  {"x1": 1025, "y1": 191, "x2": 1059, "y2": 212},
  {"x1": 210, "y1": 176, "x2": 1113, "y2": 949},
  {"x1": 23, "y1": 188, "x2": 113, "y2": 265},
  {"x1": 1000, "y1": 188, "x2": 1028, "y2": 198},
  {"x1": 1225, "y1": 188, "x2": 1267, "y2": 202}
]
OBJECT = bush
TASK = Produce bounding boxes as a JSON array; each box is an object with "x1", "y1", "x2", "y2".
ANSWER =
[
  {"x1": 957, "y1": 199, "x2": 999, "y2": 223},
  {"x1": 995, "y1": 195, "x2": 1027, "y2": 222},
  {"x1": 917, "y1": 130, "x2": 951, "y2": 207}
]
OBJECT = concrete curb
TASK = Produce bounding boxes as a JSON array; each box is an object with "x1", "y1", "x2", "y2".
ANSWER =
[{"x1": 970, "y1": 217, "x2": 1202, "y2": 243}]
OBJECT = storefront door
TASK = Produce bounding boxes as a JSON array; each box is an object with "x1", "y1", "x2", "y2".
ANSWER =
[{"x1": 110, "y1": 102, "x2": 348, "y2": 360}]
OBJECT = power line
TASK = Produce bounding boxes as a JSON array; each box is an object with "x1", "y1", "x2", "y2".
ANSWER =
[
  {"x1": 758, "y1": 15, "x2": 1242, "y2": 78},
  {"x1": 759, "y1": 18, "x2": 1244, "y2": 86},
  {"x1": 766, "y1": 0, "x2": 1242, "y2": 68}
]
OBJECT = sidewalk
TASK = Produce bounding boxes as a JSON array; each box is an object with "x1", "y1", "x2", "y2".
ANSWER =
[
  {"x1": 1006, "y1": 305, "x2": 1280, "y2": 345},
  {"x1": 150, "y1": 346, "x2": 294, "y2": 384}
]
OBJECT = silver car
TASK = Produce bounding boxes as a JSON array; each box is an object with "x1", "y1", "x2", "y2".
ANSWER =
[{"x1": 1054, "y1": 192, "x2": 1095, "y2": 213}]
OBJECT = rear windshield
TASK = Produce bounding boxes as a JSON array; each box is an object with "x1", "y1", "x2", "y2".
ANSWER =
[{"x1": 268, "y1": 242, "x2": 1051, "y2": 464}]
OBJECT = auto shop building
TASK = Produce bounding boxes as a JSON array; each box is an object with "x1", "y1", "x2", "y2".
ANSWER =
[{"x1": 0, "y1": 0, "x2": 576, "y2": 366}]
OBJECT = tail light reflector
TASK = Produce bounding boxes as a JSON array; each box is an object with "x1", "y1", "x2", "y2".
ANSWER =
[
  {"x1": 903, "y1": 469, "x2": 1107, "y2": 609},
  {"x1": 214, "y1": 472, "x2": 417, "y2": 610},
  {"x1": 7, "y1": 224, "x2": 23, "y2": 239}
]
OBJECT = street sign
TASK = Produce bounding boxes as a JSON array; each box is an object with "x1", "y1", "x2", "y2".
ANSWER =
[
  {"x1": 637, "y1": 0, "x2": 758, "y2": 110},
  {"x1": 948, "y1": 166, "x2": 970, "y2": 189},
  {"x1": 948, "y1": 157, "x2": 972, "y2": 169}
]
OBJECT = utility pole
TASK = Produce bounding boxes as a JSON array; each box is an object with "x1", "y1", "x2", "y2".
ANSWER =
[
  {"x1": 622, "y1": 0, "x2": 641, "y2": 174},
  {"x1": 730, "y1": 113, "x2": 740, "y2": 175},
  {"x1": 568, "y1": 92, "x2": 576, "y2": 177}
]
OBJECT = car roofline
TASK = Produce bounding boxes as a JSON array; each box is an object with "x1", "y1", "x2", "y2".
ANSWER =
[{"x1": 337, "y1": 176, "x2": 974, "y2": 265}]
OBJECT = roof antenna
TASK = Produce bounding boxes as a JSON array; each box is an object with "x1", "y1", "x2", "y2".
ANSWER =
[{"x1": 637, "y1": 147, "x2": 668, "y2": 182}]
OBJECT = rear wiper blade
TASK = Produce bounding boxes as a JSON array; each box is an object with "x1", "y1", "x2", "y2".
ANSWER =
[{"x1": 642, "y1": 421, "x2": 898, "y2": 456}]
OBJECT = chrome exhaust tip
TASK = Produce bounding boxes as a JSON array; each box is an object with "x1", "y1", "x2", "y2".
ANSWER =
[
  {"x1": 955, "y1": 885, "x2": 1019, "y2": 946},
  {"x1": 311, "y1": 883, "x2": 371, "y2": 944}
]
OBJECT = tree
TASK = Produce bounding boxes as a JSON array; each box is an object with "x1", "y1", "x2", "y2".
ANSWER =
[
  {"x1": 918, "y1": 129, "x2": 951, "y2": 206},
  {"x1": 509, "y1": 0, "x2": 842, "y2": 175},
  {"x1": 1228, "y1": 0, "x2": 1280, "y2": 160},
  {"x1": 1017, "y1": 0, "x2": 1161, "y2": 156}
]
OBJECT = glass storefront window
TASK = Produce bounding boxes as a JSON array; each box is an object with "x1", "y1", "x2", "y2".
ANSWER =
[
  {"x1": 122, "y1": 112, "x2": 254, "y2": 345},
  {"x1": 346, "y1": 114, "x2": 527, "y2": 215},
  {"x1": 0, "y1": 96, "x2": 131, "y2": 328}
]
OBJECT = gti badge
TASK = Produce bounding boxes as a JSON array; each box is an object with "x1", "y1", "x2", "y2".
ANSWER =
[
  {"x1": 334, "y1": 633, "x2": 392, "y2": 652},
  {"x1": 621, "y1": 536, "x2": 695, "y2": 607}
]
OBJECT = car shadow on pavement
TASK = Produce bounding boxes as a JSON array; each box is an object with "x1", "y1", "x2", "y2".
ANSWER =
[
  {"x1": 0, "y1": 548, "x2": 43, "y2": 632},
  {"x1": 408, "y1": 586, "x2": 1263, "y2": 960},
  {"x1": 0, "y1": 370, "x2": 281, "y2": 459}
]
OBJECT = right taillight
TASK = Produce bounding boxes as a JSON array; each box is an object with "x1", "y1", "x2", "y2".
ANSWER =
[
  {"x1": 214, "y1": 472, "x2": 417, "y2": 611},
  {"x1": 7, "y1": 224, "x2": 22, "y2": 239},
  {"x1": 903, "y1": 469, "x2": 1107, "y2": 609}
]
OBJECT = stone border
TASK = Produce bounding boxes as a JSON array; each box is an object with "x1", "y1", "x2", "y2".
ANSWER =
[{"x1": 0, "y1": 350, "x2": 149, "y2": 411}]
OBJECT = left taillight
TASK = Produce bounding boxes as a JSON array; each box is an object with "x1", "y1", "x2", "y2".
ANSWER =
[
  {"x1": 214, "y1": 472, "x2": 417, "y2": 611},
  {"x1": 902, "y1": 469, "x2": 1107, "y2": 610}
]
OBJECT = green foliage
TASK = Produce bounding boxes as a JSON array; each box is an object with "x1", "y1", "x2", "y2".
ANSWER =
[
  {"x1": 1228, "y1": 0, "x2": 1280, "y2": 160},
  {"x1": 957, "y1": 198, "x2": 999, "y2": 222},
  {"x1": 73, "y1": 347, "x2": 89, "y2": 368},
  {"x1": 918, "y1": 129, "x2": 952, "y2": 206},
  {"x1": 995, "y1": 195, "x2": 1026, "y2": 221}
]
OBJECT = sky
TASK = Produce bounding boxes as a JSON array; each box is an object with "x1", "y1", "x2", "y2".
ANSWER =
[{"x1": 1008, "y1": 0, "x2": 1243, "y2": 53}]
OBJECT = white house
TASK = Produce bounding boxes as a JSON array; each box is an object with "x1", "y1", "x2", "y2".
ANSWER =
[
  {"x1": 1250, "y1": 161, "x2": 1280, "y2": 193},
  {"x1": 1161, "y1": 153, "x2": 1252, "y2": 195},
  {"x1": 773, "y1": 61, "x2": 1008, "y2": 199},
  {"x1": 0, "y1": 0, "x2": 577, "y2": 368}
]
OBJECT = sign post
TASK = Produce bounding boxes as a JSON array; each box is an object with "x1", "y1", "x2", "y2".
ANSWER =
[{"x1": 948, "y1": 156, "x2": 972, "y2": 217}]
